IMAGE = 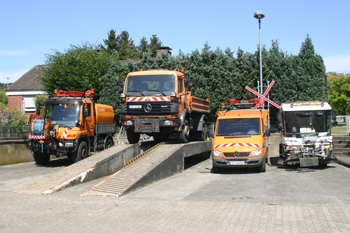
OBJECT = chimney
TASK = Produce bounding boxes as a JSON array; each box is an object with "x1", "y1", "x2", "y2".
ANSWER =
[{"x1": 156, "y1": 47, "x2": 172, "y2": 56}]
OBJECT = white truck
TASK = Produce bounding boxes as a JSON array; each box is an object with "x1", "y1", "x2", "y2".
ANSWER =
[{"x1": 278, "y1": 101, "x2": 335, "y2": 167}]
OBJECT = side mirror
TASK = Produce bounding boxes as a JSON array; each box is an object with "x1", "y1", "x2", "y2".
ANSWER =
[
  {"x1": 118, "y1": 78, "x2": 125, "y2": 85},
  {"x1": 278, "y1": 123, "x2": 283, "y2": 132},
  {"x1": 119, "y1": 87, "x2": 123, "y2": 93},
  {"x1": 184, "y1": 76, "x2": 189, "y2": 88},
  {"x1": 266, "y1": 128, "x2": 271, "y2": 137},
  {"x1": 75, "y1": 119, "x2": 80, "y2": 127}
]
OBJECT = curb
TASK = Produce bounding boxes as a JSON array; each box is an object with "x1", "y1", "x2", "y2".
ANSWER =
[{"x1": 336, "y1": 158, "x2": 350, "y2": 168}]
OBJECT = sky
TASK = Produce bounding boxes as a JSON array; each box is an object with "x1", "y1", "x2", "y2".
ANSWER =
[{"x1": 1, "y1": 0, "x2": 349, "y2": 84}]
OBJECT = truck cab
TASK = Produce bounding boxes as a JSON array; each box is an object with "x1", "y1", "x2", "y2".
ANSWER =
[
  {"x1": 212, "y1": 102, "x2": 270, "y2": 173},
  {"x1": 121, "y1": 69, "x2": 210, "y2": 144},
  {"x1": 278, "y1": 101, "x2": 334, "y2": 167}
]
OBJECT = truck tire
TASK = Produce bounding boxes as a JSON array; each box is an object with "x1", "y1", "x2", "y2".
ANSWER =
[
  {"x1": 105, "y1": 138, "x2": 114, "y2": 149},
  {"x1": 127, "y1": 130, "x2": 140, "y2": 144},
  {"x1": 33, "y1": 152, "x2": 50, "y2": 165},
  {"x1": 211, "y1": 165, "x2": 221, "y2": 173},
  {"x1": 70, "y1": 141, "x2": 88, "y2": 163},
  {"x1": 258, "y1": 158, "x2": 266, "y2": 172},
  {"x1": 178, "y1": 119, "x2": 190, "y2": 143},
  {"x1": 196, "y1": 121, "x2": 208, "y2": 141}
]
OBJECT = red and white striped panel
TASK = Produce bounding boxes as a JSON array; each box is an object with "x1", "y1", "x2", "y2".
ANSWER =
[
  {"x1": 214, "y1": 143, "x2": 260, "y2": 149},
  {"x1": 127, "y1": 96, "x2": 170, "y2": 102},
  {"x1": 62, "y1": 128, "x2": 69, "y2": 139},
  {"x1": 29, "y1": 135, "x2": 46, "y2": 140}
]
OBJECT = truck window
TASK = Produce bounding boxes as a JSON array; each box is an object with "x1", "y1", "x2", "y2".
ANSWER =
[
  {"x1": 178, "y1": 78, "x2": 183, "y2": 93},
  {"x1": 43, "y1": 103, "x2": 81, "y2": 127},
  {"x1": 284, "y1": 110, "x2": 331, "y2": 137},
  {"x1": 84, "y1": 103, "x2": 91, "y2": 117},
  {"x1": 125, "y1": 75, "x2": 175, "y2": 93},
  {"x1": 216, "y1": 118, "x2": 260, "y2": 136}
]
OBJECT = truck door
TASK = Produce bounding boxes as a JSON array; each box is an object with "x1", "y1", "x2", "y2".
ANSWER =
[
  {"x1": 84, "y1": 103, "x2": 95, "y2": 136},
  {"x1": 178, "y1": 77, "x2": 185, "y2": 109}
]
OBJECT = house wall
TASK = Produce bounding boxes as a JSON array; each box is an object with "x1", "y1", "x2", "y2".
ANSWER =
[{"x1": 8, "y1": 95, "x2": 23, "y2": 111}]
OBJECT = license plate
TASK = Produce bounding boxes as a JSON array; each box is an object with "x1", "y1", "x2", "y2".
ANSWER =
[
  {"x1": 129, "y1": 105, "x2": 142, "y2": 109},
  {"x1": 229, "y1": 161, "x2": 245, "y2": 165}
]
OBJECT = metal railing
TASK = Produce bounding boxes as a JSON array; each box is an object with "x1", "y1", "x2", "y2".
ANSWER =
[{"x1": 0, "y1": 125, "x2": 31, "y2": 138}]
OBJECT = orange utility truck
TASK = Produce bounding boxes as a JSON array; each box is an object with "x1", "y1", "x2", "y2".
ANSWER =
[
  {"x1": 120, "y1": 68, "x2": 210, "y2": 144},
  {"x1": 212, "y1": 99, "x2": 270, "y2": 172},
  {"x1": 28, "y1": 90, "x2": 116, "y2": 165}
]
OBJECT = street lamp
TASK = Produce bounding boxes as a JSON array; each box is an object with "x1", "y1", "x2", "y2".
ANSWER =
[{"x1": 254, "y1": 11, "x2": 265, "y2": 95}]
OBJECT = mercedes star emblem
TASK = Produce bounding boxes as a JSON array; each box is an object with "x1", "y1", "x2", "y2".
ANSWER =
[{"x1": 144, "y1": 104, "x2": 152, "y2": 113}]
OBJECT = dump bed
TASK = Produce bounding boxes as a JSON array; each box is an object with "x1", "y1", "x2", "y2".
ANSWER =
[{"x1": 187, "y1": 93, "x2": 210, "y2": 113}]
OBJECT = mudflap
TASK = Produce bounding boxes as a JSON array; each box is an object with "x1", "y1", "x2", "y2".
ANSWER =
[{"x1": 300, "y1": 157, "x2": 319, "y2": 167}]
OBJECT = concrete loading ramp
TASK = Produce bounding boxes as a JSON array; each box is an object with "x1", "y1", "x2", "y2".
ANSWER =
[
  {"x1": 82, "y1": 141, "x2": 212, "y2": 197},
  {"x1": 15, "y1": 142, "x2": 155, "y2": 195}
]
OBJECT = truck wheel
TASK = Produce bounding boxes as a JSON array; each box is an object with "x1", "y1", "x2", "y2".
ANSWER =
[
  {"x1": 196, "y1": 122, "x2": 208, "y2": 141},
  {"x1": 258, "y1": 158, "x2": 266, "y2": 172},
  {"x1": 127, "y1": 130, "x2": 140, "y2": 144},
  {"x1": 33, "y1": 152, "x2": 50, "y2": 165},
  {"x1": 105, "y1": 138, "x2": 114, "y2": 149},
  {"x1": 178, "y1": 119, "x2": 190, "y2": 143},
  {"x1": 70, "y1": 141, "x2": 88, "y2": 163},
  {"x1": 211, "y1": 165, "x2": 221, "y2": 173}
]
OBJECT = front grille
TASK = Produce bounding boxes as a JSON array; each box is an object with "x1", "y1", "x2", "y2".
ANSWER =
[
  {"x1": 224, "y1": 152, "x2": 250, "y2": 157},
  {"x1": 127, "y1": 102, "x2": 172, "y2": 115}
]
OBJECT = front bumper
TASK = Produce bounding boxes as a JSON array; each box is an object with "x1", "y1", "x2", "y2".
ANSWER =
[
  {"x1": 123, "y1": 118, "x2": 180, "y2": 133},
  {"x1": 212, "y1": 156, "x2": 265, "y2": 168}
]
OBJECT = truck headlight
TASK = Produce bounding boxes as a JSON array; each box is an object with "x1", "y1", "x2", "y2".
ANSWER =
[
  {"x1": 125, "y1": 120, "x2": 133, "y2": 126},
  {"x1": 251, "y1": 149, "x2": 263, "y2": 156},
  {"x1": 121, "y1": 93, "x2": 126, "y2": 98},
  {"x1": 164, "y1": 120, "x2": 173, "y2": 126},
  {"x1": 213, "y1": 150, "x2": 224, "y2": 157},
  {"x1": 170, "y1": 92, "x2": 176, "y2": 97}
]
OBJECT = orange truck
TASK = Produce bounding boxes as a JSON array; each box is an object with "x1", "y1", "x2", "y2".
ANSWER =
[
  {"x1": 212, "y1": 99, "x2": 270, "y2": 172},
  {"x1": 120, "y1": 68, "x2": 210, "y2": 144},
  {"x1": 28, "y1": 90, "x2": 116, "y2": 165}
]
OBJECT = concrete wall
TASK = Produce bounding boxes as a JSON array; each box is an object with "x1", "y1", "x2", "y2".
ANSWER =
[
  {"x1": 269, "y1": 133, "x2": 281, "y2": 158},
  {"x1": 0, "y1": 140, "x2": 33, "y2": 165}
]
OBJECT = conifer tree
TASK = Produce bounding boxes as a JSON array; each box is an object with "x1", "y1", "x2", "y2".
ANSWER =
[
  {"x1": 137, "y1": 37, "x2": 149, "y2": 59},
  {"x1": 149, "y1": 35, "x2": 162, "y2": 57},
  {"x1": 117, "y1": 31, "x2": 138, "y2": 60},
  {"x1": 297, "y1": 35, "x2": 327, "y2": 102},
  {"x1": 103, "y1": 29, "x2": 118, "y2": 53},
  {"x1": 98, "y1": 60, "x2": 123, "y2": 123}
]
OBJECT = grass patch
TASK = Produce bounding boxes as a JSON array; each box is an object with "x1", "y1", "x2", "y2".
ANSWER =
[{"x1": 332, "y1": 123, "x2": 347, "y2": 135}]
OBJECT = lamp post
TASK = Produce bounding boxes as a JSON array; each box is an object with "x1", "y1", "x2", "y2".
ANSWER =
[{"x1": 254, "y1": 11, "x2": 265, "y2": 95}]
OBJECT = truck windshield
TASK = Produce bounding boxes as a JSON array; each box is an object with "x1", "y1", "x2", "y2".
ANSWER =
[
  {"x1": 216, "y1": 118, "x2": 261, "y2": 136},
  {"x1": 43, "y1": 103, "x2": 81, "y2": 127},
  {"x1": 284, "y1": 110, "x2": 331, "y2": 137},
  {"x1": 125, "y1": 75, "x2": 175, "y2": 95}
]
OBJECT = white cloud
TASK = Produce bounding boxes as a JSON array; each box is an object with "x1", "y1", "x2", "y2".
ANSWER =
[
  {"x1": 0, "y1": 50, "x2": 30, "y2": 56},
  {"x1": 0, "y1": 69, "x2": 28, "y2": 84},
  {"x1": 324, "y1": 54, "x2": 350, "y2": 74}
]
